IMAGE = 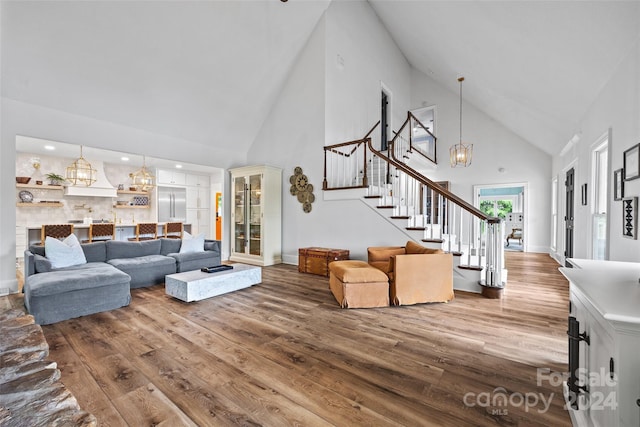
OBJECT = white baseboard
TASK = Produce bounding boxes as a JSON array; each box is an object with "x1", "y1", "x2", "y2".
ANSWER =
[
  {"x1": 282, "y1": 254, "x2": 298, "y2": 265},
  {"x1": 0, "y1": 278, "x2": 19, "y2": 294}
]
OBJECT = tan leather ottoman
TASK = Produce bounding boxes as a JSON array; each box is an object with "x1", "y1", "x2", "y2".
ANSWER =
[{"x1": 328, "y1": 260, "x2": 389, "y2": 308}]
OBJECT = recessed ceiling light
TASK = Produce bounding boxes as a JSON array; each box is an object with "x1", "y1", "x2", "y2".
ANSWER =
[
  {"x1": 44, "y1": 145, "x2": 55, "y2": 150},
  {"x1": 121, "y1": 157, "x2": 130, "y2": 161},
  {"x1": 175, "y1": 164, "x2": 183, "y2": 169}
]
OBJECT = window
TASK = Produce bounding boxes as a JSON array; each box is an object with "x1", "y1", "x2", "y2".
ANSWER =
[{"x1": 591, "y1": 135, "x2": 608, "y2": 260}]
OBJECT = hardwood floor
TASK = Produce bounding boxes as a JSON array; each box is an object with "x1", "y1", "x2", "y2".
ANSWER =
[{"x1": 40, "y1": 252, "x2": 571, "y2": 426}]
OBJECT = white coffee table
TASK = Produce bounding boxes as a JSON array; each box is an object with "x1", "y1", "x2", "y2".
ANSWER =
[{"x1": 165, "y1": 263, "x2": 261, "y2": 302}]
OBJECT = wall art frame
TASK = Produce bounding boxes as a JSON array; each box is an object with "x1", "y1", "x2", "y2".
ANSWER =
[
  {"x1": 622, "y1": 196, "x2": 638, "y2": 239},
  {"x1": 623, "y1": 143, "x2": 640, "y2": 181},
  {"x1": 613, "y1": 168, "x2": 624, "y2": 201}
]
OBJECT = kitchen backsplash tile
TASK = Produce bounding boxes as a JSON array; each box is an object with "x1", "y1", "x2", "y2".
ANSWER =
[{"x1": 16, "y1": 152, "x2": 154, "y2": 227}]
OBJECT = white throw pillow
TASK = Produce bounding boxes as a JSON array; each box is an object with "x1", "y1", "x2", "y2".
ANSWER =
[
  {"x1": 179, "y1": 231, "x2": 205, "y2": 254},
  {"x1": 45, "y1": 234, "x2": 87, "y2": 269}
]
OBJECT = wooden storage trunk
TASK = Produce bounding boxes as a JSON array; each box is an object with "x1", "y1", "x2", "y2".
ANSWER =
[{"x1": 298, "y1": 247, "x2": 350, "y2": 277}]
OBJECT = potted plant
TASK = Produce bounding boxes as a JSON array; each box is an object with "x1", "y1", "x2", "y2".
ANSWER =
[{"x1": 45, "y1": 173, "x2": 65, "y2": 186}]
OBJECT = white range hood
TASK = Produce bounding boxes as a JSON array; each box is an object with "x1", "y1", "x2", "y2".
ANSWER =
[{"x1": 64, "y1": 160, "x2": 117, "y2": 198}]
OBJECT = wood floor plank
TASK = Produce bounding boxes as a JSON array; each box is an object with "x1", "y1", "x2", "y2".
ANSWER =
[{"x1": 39, "y1": 251, "x2": 571, "y2": 426}]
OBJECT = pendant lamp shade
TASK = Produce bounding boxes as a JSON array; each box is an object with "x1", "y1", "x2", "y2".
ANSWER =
[
  {"x1": 450, "y1": 77, "x2": 473, "y2": 168},
  {"x1": 66, "y1": 146, "x2": 97, "y2": 186},
  {"x1": 129, "y1": 156, "x2": 155, "y2": 191}
]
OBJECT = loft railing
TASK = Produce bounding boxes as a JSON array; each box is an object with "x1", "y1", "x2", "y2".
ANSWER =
[
  {"x1": 323, "y1": 121, "x2": 380, "y2": 191},
  {"x1": 393, "y1": 111, "x2": 437, "y2": 165},
  {"x1": 323, "y1": 119, "x2": 505, "y2": 288}
]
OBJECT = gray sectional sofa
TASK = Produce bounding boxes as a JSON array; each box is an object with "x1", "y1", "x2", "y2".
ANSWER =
[{"x1": 24, "y1": 238, "x2": 221, "y2": 325}]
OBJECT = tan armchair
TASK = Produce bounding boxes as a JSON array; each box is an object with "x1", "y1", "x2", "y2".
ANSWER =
[{"x1": 367, "y1": 241, "x2": 454, "y2": 306}]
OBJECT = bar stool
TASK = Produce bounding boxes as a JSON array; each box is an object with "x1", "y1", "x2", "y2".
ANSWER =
[
  {"x1": 164, "y1": 222, "x2": 184, "y2": 239},
  {"x1": 128, "y1": 223, "x2": 158, "y2": 241},
  {"x1": 86, "y1": 223, "x2": 116, "y2": 243},
  {"x1": 41, "y1": 224, "x2": 74, "y2": 246}
]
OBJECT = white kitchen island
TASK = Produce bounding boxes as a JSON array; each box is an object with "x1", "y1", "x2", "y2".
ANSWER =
[{"x1": 560, "y1": 259, "x2": 640, "y2": 427}]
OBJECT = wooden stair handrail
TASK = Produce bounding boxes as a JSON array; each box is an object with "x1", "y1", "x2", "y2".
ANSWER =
[{"x1": 367, "y1": 138, "x2": 495, "y2": 222}]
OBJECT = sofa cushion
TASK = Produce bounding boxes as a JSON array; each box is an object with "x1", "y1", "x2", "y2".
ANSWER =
[
  {"x1": 367, "y1": 246, "x2": 406, "y2": 274},
  {"x1": 29, "y1": 245, "x2": 46, "y2": 257},
  {"x1": 169, "y1": 250, "x2": 220, "y2": 273},
  {"x1": 82, "y1": 241, "x2": 107, "y2": 263},
  {"x1": 160, "y1": 238, "x2": 181, "y2": 256},
  {"x1": 45, "y1": 235, "x2": 86, "y2": 269},
  {"x1": 179, "y1": 232, "x2": 205, "y2": 254},
  {"x1": 329, "y1": 260, "x2": 388, "y2": 283},
  {"x1": 405, "y1": 240, "x2": 444, "y2": 255},
  {"x1": 107, "y1": 255, "x2": 176, "y2": 288},
  {"x1": 204, "y1": 240, "x2": 220, "y2": 253},
  {"x1": 106, "y1": 240, "x2": 161, "y2": 260},
  {"x1": 26, "y1": 263, "x2": 129, "y2": 298},
  {"x1": 34, "y1": 254, "x2": 52, "y2": 273}
]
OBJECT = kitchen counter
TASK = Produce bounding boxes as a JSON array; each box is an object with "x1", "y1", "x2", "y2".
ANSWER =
[
  {"x1": 25, "y1": 222, "x2": 192, "y2": 246},
  {"x1": 560, "y1": 258, "x2": 640, "y2": 324}
]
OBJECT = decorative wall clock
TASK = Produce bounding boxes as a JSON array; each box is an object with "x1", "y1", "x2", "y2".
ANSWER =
[{"x1": 289, "y1": 166, "x2": 315, "y2": 213}]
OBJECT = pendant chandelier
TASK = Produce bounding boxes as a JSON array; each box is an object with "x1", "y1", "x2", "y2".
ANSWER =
[
  {"x1": 66, "y1": 145, "x2": 96, "y2": 186},
  {"x1": 450, "y1": 76, "x2": 473, "y2": 167},
  {"x1": 129, "y1": 155, "x2": 155, "y2": 191}
]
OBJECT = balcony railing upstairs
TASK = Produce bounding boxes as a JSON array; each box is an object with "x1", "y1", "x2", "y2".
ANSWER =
[
  {"x1": 322, "y1": 119, "x2": 505, "y2": 289},
  {"x1": 392, "y1": 111, "x2": 437, "y2": 166},
  {"x1": 323, "y1": 121, "x2": 380, "y2": 191}
]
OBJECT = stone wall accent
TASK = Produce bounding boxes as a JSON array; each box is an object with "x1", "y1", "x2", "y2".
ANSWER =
[{"x1": 0, "y1": 308, "x2": 97, "y2": 426}]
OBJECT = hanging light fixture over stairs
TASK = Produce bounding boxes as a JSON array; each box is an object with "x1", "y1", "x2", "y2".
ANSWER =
[{"x1": 450, "y1": 77, "x2": 473, "y2": 167}]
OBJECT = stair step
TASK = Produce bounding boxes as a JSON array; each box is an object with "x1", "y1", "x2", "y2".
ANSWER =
[
  {"x1": 458, "y1": 265, "x2": 483, "y2": 271},
  {"x1": 447, "y1": 251, "x2": 463, "y2": 257},
  {"x1": 406, "y1": 227, "x2": 425, "y2": 231},
  {"x1": 376, "y1": 205, "x2": 395, "y2": 209},
  {"x1": 390, "y1": 216, "x2": 410, "y2": 220},
  {"x1": 364, "y1": 195, "x2": 382, "y2": 199},
  {"x1": 422, "y1": 238, "x2": 444, "y2": 244}
]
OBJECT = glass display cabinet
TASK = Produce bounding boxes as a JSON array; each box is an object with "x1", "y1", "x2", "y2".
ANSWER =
[{"x1": 229, "y1": 165, "x2": 282, "y2": 266}]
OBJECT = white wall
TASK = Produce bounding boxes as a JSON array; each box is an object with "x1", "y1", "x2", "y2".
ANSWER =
[
  {"x1": 410, "y1": 69, "x2": 552, "y2": 253},
  {"x1": 324, "y1": 0, "x2": 411, "y2": 144},
  {"x1": 246, "y1": 1, "x2": 417, "y2": 263},
  {"x1": 552, "y1": 38, "x2": 640, "y2": 263}
]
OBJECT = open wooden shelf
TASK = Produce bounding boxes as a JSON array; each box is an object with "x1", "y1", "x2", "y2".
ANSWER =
[
  {"x1": 117, "y1": 190, "x2": 150, "y2": 195},
  {"x1": 16, "y1": 184, "x2": 64, "y2": 190},
  {"x1": 17, "y1": 202, "x2": 64, "y2": 207},
  {"x1": 113, "y1": 205, "x2": 149, "y2": 209}
]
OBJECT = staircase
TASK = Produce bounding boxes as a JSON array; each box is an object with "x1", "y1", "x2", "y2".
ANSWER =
[{"x1": 323, "y1": 112, "x2": 506, "y2": 294}]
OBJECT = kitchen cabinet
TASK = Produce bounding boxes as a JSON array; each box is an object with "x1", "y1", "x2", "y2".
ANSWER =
[
  {"x1": 186, "y1": 174, "x2": 210, "y2": 188},
  {"x1": 157, "y1": 169, "x2": 186, "y2": 186},
  {"x1": 186, "y1": 187, "x2": 210, "y2": 210},
  {"x1": 186, "y1": 174, "x2": 211, "y2": 238},
  {"x1": 115, "y1": 226, "x2": 133, "y2": 241},
  {"x1": 560, "y1": 259, "x2": 640, "y2": 427},
  {"x1": 229, "y1": 165, "x2": 281, "y2": 266},
  {"x1": 186, "y1": 209, "x2": 210, "y2": 238}
]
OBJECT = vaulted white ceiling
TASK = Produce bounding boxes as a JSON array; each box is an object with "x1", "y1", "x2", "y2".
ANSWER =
[
  {"x1": 2, "y1": 0, "x2": 331, "y2": 153},
  {"x1": 370, "y1": 0, "x2": 640, "y2": 154},
  {"x1": 3, "y1": 1, "x2": 639, "y2": 156}
]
